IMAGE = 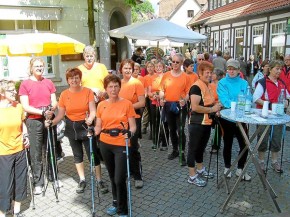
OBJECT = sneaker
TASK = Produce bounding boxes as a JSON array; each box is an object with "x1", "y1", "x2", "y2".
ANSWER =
[
  {"x1": 135, "y1": 179, "x2": 144, "y2": 189},
  {"x1": 168, "y1": 150, "x2": 179, "y2": 160},
  {"x1": 259, "y1": 161, "x2": 266, "y2": 174},
  {"x1": 180, "y1": 153, "x2": 186, "y2": 166},
  {"x1": 14, "y1": 213, "x2": 25, "y2": 217},
  {"x1": 160, "y1": 146, "x2": 168, "y2": 151},
  {"x1": 34, "y1": 186, "x2": 42, "y2": 195},
  {"x1": 151, "y1": 144, "x2": 157, "y2": 150},
  {"x1": 224, "y1": 168, "x2": 232, "y2": 178},
  {"x1": 106, "y1": 206, "x2": 117, "y2": 216},
  {"x1": 76, "y1": 180, "x2": 86, "y2": 193},
  {"x1": 187, "y1": 176, "x2": 207, "y2": 187},
  {"x1": 197, "y1": 168, "x2": 214, "y2": 179},
  {"x1": 271, "y1": 162, "x2": 283, "y2": 173},
  {"x1": 56, "y1": 180, "x2": 63, "y2": 188},
  {"x1": 235, "y1": 169, "x2": 251, "y2": 181},
  {"x1": 98, "y1": 180, "x2": 109, "y2": 194}
]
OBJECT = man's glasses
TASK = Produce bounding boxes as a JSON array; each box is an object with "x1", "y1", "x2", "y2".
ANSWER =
[
  {"x1": 172, "y1": 61, "x2": 180, "y2": 64},
  {"x1": 198, "y1": 59, "x2": 204, "y2": 61}
]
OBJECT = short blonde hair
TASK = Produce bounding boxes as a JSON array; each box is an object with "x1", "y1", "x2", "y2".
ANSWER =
[{"x1": 0, "y1": 79, "x2": 15, "y2": 95}]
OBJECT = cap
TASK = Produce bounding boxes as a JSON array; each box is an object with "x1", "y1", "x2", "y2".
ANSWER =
[{"x1": 227, "y1": 58, "x2": 240, "y2": 69}]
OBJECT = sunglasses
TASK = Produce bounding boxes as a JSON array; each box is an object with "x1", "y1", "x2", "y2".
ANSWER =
[
  {"x1": 198, "y1": 59, "x2": 204, "y2": 61},
  {"x1": 172, "y1": 61, "x2": 180, "y2": 64}
]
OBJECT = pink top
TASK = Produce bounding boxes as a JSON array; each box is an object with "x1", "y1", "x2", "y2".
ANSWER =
[{"x1": 19, "y1": 78, "x2": 56, "y2": 108}]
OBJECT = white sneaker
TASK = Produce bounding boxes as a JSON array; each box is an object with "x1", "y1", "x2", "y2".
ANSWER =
[
  {"x1": 235, "y1": 168, "x2": 251, "y2": 181},
  {"x1": 57, "y1": 180, "x2": 63, "y2": 188},
  {"x1": 34, "y1": 186, "x2": 42, "y2": 195},
  {"x1": 224, "y1": 168, "x2": 232, "y2": 178}
]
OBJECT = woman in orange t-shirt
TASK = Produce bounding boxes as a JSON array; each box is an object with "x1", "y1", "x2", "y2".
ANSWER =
[
  {"x1": 47, "y1": 68, "x2": 108, "y2": 194},
  {"x1": 159, "y1": 53, "x2": 191, "y2": 165},
  {"x1": 119, "y1": 59, "x2": 145, "y2": 188},
  {"x1": 0, "y1": 80, "x2": 29, "y2": 216},
  {"x1": 95, "y1": 74, "x2": 136, "y2": 216},
  {"x1": 147, "y1": 60, "x2": 169, "y2": 151}
]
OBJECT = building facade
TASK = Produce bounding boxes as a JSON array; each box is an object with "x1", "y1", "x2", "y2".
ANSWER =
[
  {"x1": 187, "y1": 0, "x2": 290, "y2": 61},
  {"x1": 0, "y1": 0, "x2": 132, "y2": 88}
]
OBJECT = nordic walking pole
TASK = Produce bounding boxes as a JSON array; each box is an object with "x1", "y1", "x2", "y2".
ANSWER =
[
  {"x1": 265, "y1": 125, "x2": 274, "y2": 177},
  {"x1": 279, "y1": 124, "x2": 286, "y2": 176},
  {"x1": 216, "y1": 123, "x2": 219, "y2": 185},
  {"x1": 46, "y1": 126, "x2": 59, "y2": 202},
  {"x1": 179, "y1": 99, "x2": 184, "y2": 166},
  {"x1": 121, "y1": 122, "x2": 132, "y2": 217},
  {"x1": 88, "y1": 125, "x2": 96, "y2": 216},
  {"x1": 25, "y1": 148, "x2": 35, "y2": 209},
  {"x1": 207, "y1": 122, "x2": 217, "y2": 183},
  {"x1": 160, "y1": 106, "x2": 169, "y2": 148}
]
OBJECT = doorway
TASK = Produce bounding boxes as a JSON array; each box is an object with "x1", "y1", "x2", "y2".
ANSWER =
[{"x1": 110, "y1": 11, "x2": 127, "y2": 70}]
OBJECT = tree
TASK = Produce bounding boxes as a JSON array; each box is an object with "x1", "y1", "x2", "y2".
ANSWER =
[{"x1": 131, "y1": 0, "x2": 155, "y2": 23}]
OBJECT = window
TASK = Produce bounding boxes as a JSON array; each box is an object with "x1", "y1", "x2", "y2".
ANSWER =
[
  {"x1": 0, "y1": 20, "x2": 15, "y2": 30},
  {"x1": 235, "y1": 28, "x2": 244, "y2": 58},
  {"x1": 0, "y1": 20, "x2": 51, "y2": 31},
  {"x1": 209, "y1": 0, "x2": 213, "y2": 10},
  {"x1": 221, "y1": 0, "x2": 227, "y2": 6},
  {"x1": 252, "y1": 25, "x2": 264, "y2": 61},
  {"x1": 270, "y1": 21, "x2": 286, "y2": 60},
  {"x1": 0, "y1": 32, "x2": 55, "y2": 80},
  {"x1": 222, "y1": 30, "x2": 229, "y2": 52},
  {"x1": 214, "y1": 32, "x2": 219, "y2": 51},
  {"x1": 187, "y1": 10, "x2": 194, "y2": 18}
]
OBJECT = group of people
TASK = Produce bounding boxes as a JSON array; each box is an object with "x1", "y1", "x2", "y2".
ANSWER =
[{"x1": 1, "y1": 44, "x2": 289, "y2": 217}]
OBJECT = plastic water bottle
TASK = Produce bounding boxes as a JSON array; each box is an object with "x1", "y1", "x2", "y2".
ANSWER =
[
  {"x1": 237, "y1": 90, "x2": 246, "y2": 117},
  {"x1": 245, "y1": 86, "x2": 252, "y2": 114},
  {"x1": 277, "y1": 89, "x2": 285, "y2": 115}
]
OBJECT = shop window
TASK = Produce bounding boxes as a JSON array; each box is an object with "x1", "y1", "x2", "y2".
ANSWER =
[
  {"x1": 222, "y1": 30, "x2": 229, "y2": 52},
  {"x1": 235, "y1": 28, "x2": 244, "y2": 58},
  {"x1": 270, "y1": 21, "x2": 286, "y2": 60},
  {"x1": 214, "y1": 32, "x2": 219, "y2": 51},
  {"x1": 252, "y1": 25, "x2": 264, "y2": 62}
]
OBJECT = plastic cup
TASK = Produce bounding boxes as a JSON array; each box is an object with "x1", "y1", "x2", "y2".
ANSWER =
[
  {"x1": 231, "y1": 102, "x2": 236, "y2": 112},
  {"x1": 272, "y1": 103, "x2": 278, "y2": 115}
]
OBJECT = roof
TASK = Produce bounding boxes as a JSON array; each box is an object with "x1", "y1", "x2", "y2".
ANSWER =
[
  {"x1": 159, "y1": 0, "x2": 183, "y2": 19},
  {"x1": 187, "y1": 0, "x2": 290, "y2": 26}
]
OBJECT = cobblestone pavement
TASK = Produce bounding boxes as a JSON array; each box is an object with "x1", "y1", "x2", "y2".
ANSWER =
[{"x1": 20, "y1": 125, "x2": 290, "y2": 217}]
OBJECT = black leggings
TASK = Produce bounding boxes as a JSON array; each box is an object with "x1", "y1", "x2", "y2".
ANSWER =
[
  {"x1": 187, "y1": 124, "x2": 211, "y2": 168},
  {"x1": 164, "y1": 102, "x2": 187, "y2": 151},
  {"x1": 220, "y1": 118, "x2": 248, "y2": 169},
  {"x1": 99, "y1": 142, "x2": 128, "y2": 215}
]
